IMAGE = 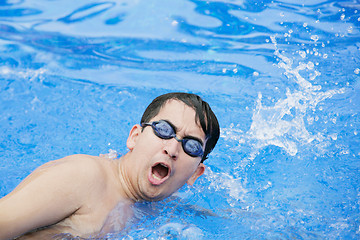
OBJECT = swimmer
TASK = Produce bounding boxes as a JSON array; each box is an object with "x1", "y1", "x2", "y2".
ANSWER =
[{"x1": 0, "y1": 92, "x2": 220, "y2": 239}]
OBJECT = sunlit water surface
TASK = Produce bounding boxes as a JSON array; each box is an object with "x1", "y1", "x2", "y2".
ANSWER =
[{"x1": 0, "y1": 0, "x2": 360, "y2": 239}]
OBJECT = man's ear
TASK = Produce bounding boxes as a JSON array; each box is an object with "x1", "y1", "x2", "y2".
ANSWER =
[
  {"x1": 187, "y1": 163, "x2": 205, "y2": 186},
  {"x1": 126, "y1": 124, "x2": 142, "y2": 150}
]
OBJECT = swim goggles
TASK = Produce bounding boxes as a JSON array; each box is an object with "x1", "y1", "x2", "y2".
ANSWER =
[{"x1": 141, "y1": 120, "x2": 204, "y2": 158}]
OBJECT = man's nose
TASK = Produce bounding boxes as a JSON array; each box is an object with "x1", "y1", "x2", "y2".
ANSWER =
[{"x1": 163, "y1": 137, "x2": 181, "y2": 160}]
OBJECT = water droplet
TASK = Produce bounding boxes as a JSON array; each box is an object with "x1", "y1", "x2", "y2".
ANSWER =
[
  {"x1": 307, "y1": 61, "x2": 315, "y2": 70},
  {"x1": 341, "y1": 149, "x2": 349, "y2": 155},
  {"x1": 307, "y1": 117, "x2": 314, "y2": 125},
  {"x1": 311, "y1": 35, "x2": 319, "y2": 42},
  {"x1": 330, "y1": 134, "x2": 337, "y2": 140},
  {"x1": 299, "y1": 50, "x2": 306, "y2": 58}
]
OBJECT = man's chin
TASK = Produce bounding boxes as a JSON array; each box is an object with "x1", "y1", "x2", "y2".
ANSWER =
[{"x1": 140, "y1": 184, "x2": 174, "y2": 202}]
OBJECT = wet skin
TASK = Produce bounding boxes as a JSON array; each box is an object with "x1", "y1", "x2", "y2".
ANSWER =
[{"x1": 0, "y1": 100, "x2": 206, "y2": 239}]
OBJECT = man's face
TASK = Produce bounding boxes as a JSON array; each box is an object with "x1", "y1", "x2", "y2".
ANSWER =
[{"x1": 126, "y1": 100, "x2": 206, "y2": 201}]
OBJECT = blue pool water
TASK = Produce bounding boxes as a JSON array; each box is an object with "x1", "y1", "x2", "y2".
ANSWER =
[{"x1": 1, "y1": 0, "x2": 360, "y2": 239}]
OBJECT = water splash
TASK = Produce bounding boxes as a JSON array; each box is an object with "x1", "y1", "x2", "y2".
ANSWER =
[
  {"x1": 206, "y1": 168, "x2": 248, "y2": 206},
  {"x1": 100, "y1": 149, "x2": 119, "y2": 159},
  {"x1": 222, "y1": 36, "x2": 345, "y2": 159}
]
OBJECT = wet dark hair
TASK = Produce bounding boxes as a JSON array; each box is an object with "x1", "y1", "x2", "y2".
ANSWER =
[{"x1": 141, "y1": 92, "x2": 220, "y2": 162}]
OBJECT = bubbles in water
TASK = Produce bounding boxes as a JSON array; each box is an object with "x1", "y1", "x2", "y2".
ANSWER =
[{"x1": 354, "y1": 68, "x2": 360, "y2": 74}]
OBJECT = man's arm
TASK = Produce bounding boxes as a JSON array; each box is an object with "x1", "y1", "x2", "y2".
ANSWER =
[{"x1": 0, "y1": 155, "x2": 91, "y2": 240}]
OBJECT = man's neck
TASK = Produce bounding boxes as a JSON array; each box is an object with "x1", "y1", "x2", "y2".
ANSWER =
[{"x1": 115, "y1": 154, "x2": 142, "y2": 202}]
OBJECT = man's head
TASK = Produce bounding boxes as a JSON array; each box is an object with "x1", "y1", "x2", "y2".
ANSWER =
[
  {"x1": 123, "y1": 92, "x2": 219, "y2": 202},
  {"x1": 140, "y1": 92, "x2": 220, "y2": 162}
]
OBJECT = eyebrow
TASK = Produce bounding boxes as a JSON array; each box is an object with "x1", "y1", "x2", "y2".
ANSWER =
[{"x1": 163, "y1": 119, "x2": 204, "y2": 146}]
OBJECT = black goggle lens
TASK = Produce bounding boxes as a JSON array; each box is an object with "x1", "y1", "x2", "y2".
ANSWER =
[{"x1": 142, "y1": 120, "x2": 204, "y2": 158}]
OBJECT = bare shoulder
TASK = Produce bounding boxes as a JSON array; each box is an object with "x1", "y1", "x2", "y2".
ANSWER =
[
  {"x1": 13, "y1": 154, "x2": 111, "y2": 198},
  {"x1": 39, "y1": 154, "x2": 104, "y2": 172},
  {"x1": 0, "y1": 155, "x2": 112, "y2": 239},
  {"x1": 39, "y1": 154, "x2": 110, "y2": 184},
  {"x1": 6, "y1": 154, "x2": 115, "y2": 204}
]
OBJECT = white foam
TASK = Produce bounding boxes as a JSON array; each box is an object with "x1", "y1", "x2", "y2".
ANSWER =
[
  {"x1": 0, "y1": 67, "x2": 46, "y2": 81},
  {"x1": 156, "y1": 222, "x2": 204, "y2": 239}
]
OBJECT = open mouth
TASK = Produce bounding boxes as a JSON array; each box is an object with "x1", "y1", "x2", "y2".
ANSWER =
[{"x1": 148, "y1": 162, "x2": 170, "y2": 185}]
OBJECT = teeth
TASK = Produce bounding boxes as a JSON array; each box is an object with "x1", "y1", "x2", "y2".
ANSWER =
[
  {"x1": 160, "y1": 163, "x2": 168, "y2": 168},
  {"x1": 152, "y1": 173, "x2": 162, "y2": 180}
]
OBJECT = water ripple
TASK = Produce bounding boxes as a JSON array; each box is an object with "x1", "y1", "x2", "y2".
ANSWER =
[
  {"x1": 58, "y1": 2, "x2": 116, "y2": 23},
  {"x1": 0, "y1": 22, "x2": 255, "y2": 77},
  {"x1": 0, "y1": 8, "x2": 41, "y2": 17}
]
